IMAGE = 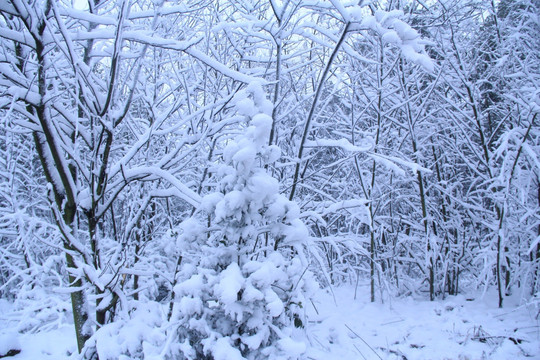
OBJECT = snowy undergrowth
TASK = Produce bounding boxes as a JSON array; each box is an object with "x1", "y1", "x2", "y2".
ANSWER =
[{"x1": 2, "y1": 284, "x2": 539, "y2": 359}]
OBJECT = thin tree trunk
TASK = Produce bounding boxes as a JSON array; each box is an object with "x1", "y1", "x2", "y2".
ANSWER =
[
  {"x1": 535, "y1": 181, "x2": 540, "y2": 295},
  {"x1": 288, "y1": 20, "x2": 352, "y2": 203},
  {"x1": 398, "y1": 59, "x2": 434, "y2": 301},
  {"x1": 30, "y1": 6, "x2": 91, "y2": 348}
]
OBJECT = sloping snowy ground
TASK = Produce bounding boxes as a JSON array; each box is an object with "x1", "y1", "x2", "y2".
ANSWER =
[{"x1": 1, "y1": 286, "x2": 539, "y2": 359}]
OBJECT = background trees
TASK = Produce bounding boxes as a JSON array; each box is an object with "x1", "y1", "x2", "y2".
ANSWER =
[{"x1": 0, "y1": 0, "x2": 538, "y2": 358}]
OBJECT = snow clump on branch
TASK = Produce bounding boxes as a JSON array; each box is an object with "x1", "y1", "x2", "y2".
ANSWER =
[{"x1": 361, "y1": 9, "x2": 435, "y2": 72}]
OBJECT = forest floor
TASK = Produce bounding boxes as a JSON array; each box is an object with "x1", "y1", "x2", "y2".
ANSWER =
[
  {"x1": 306, "y1": 285, "x2": 540, "y2": 359},
  {"x1": 1, "y1": 284, "x2": 539, "y2": 359}
]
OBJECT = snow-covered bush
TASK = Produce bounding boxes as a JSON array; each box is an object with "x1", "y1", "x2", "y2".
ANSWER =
[
  {"x1": 170, "y1": 82, "x2": 317, "y2": 360},
  {"x1": 171, "y1": 254, "x2": 315, "y2": 360},
  {"x1": 84, "y1": 302, "x2": 166, "y2": 360}
]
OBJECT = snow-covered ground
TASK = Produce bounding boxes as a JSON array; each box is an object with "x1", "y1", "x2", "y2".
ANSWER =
[
  {"x1": 1, "y1": 285, "x2": 539, "y2": 359},
  {"x1": 307, "y1": 286, "x2": 540, "y2": 359}
]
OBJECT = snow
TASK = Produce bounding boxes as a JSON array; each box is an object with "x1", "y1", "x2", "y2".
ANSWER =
[
  {"x1": 178, "y1": 296, "x2": 203, "y2": 316},
  {"x1": 201, "y1": 192, "x2": 224, "y2": 213},
  {"x1": 349, "y1": 5, "x2": 365, "y2": 21},
  {"x1": 368, "y1": 152, "x2": 432, "y2": 176},
  {"x1": 0, "y1": 282, "x2": 540, "y2": 360},
  {"x1": 264, "y1": 289, "x2": 284, "y2": 317},
  {"x1": 187, "y1": 48, "x2": 267, "y2": 85},
  {"x1": 242, "y1": 283, "x2": 264, "y2": 302},
  {"x1": 0, "y1": 325, "x2": 75, "y2": 359},
  {"x1": 235, "y1": 97, "x2": 257, "y2": 117},
  {"x1": 247, "y1": 173, "x2": 279, "y2": 203},
  {"x1": 123, "y1": 166, "x2": 202, "y2": 207},
  {"x1": 306, "y1": 285, "x2": 540, "y2": 359},
  {"x1": 0, "y1": 27, "x2": 36, "y2": 48},
  {"x1": 245, "y1": 260, "x2": 281, "y2": 287},
  {"x1": 282, "y1": 218, "x2": 310, "y2": 245},
  {"x1": 216, "y1": 263, "x2": 244, "y2": 306},
  {"x1": 212, "y1": 337, "x2": 244, "y2": 360},
  {"x1": 249, "y1": 113, "x2": 273, "y2": 145},
  {"x1": 92, "y1": 303, "x2": 166, "y2": 360},
  {"x1": 1, "y1": 284, "x2": 538, "y2": 359},
  {"x1": 324, "y1": 199, "x2": 369, "y2": 214},
  {"x1": 361, "y1": 10, "x2": 434, "y2": 72},
  {"x1": 278, "y1": 337, "x2": 307, "y2": 357},
  {"x1": 174, "y1": 273, "x2": 204, "y2": 298},
  {"x1": 243, "y1": 331, "x2": 265, "y2": 350},
  {"x1": 328, "y1": 0, "x2": 351, "y2": 22},
  {"x1": 528, "y1": 235, "x2": 540, "y2": 255},
  {"x1": 0, "y1": 332, "x2": 20, "y2": 357},
  {"x1": 231, "y1": 145, "x2": 257, "y2": 172},
  {"x1": 1, "y1": 0, "x2": 537, "y2": 359},
  {"x1": 60, "y1": 8, "x2": 116, "y2": 26},
  {"x1": 305, "y1": 137, "x2": 374, "y2": 152}
]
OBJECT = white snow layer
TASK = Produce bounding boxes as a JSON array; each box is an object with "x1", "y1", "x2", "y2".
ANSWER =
[{"x1": 2, "y1": 284, "x2": 538, "y2": 359}]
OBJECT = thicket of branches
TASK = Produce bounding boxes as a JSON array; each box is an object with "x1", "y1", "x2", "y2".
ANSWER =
[{"x1": 0, "y1": 0, "x2": 538, "y2": 358}]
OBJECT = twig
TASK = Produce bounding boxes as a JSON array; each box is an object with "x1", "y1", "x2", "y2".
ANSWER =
[
  {"x1": 310, "y1": 298, "x2": 319, "y2": 315},
  {"x1": 381, "y1": 318, "x2": 405, "y2": 326},
  {"x1": 345, "y1": 324, "x2": 383, "y2": 360},
  {"x1": 353, "y1": 344, "x2": 368, "y2": 360}
]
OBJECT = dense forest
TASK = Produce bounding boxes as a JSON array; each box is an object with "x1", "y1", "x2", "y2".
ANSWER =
[{"x1": 0, "y1": 0, "x2": 539, "y2": 359}]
